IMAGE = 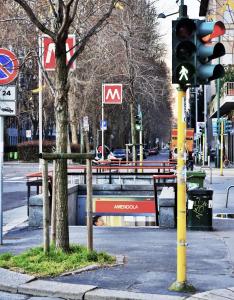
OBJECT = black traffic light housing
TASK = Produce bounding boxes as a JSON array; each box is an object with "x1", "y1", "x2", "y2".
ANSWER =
[
  {"x1": 172, "y1": 18, "x2": 226, "y2": 87},
  {"x1": 172, "y1": 18, "x2": 196, "y2": 86},
  {"x1": 135, "y1": 114, "x2": 142, "y2": 131}
]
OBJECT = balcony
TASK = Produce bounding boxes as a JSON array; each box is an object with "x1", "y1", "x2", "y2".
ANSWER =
[{"x1": 209, "y1": 82, "x2": 234, "y2": 118}]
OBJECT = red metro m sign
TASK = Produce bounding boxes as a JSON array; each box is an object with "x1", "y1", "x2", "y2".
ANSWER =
[
  {"x1": 102, "y1": 84, "x2": 123, "y2": 104},
  {"x1": 42, "y1": 35, "x2": 76, "y2": 71}
]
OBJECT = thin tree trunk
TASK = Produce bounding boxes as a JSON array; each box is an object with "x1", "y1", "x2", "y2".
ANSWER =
[
  {"x1": 51, "y1": 160, "x2": 56, "y2": 244},
  {"x1": 54, "y1": 41, "x2": 69, "y2": 252},
  {"x1": 130, "y1": 102, "x2": 136, "y2": 163},
  {"x1": 84, "y1": 130, "x2": 90, "y2": 153},
  {"x1": 70, "y1": 112, "x2": 78, "y2": 144},
  {"x1": 42, "y1": 159, "x2": 50, "y2": 253},
  {"x1": 86, "y1": 158, "x2": 93, "y2": 251}
]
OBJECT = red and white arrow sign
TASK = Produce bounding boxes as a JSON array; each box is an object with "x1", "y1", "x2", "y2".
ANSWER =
[
  {"x1": 102, "y1": 84, "x2": 123, "y2": 104},
  {"x1": 42, "y1": 35, "x2": 76, "y2": 70}
]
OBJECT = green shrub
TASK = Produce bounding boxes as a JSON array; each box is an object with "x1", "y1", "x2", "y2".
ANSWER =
[{"x1": 17, "y1": 140, "x2": 55, "y2": 162}]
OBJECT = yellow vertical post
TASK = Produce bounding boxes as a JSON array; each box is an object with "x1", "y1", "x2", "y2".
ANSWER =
[
  {"x1": 220, "y1": 119, "x2": 224, "y2": 176},
  {"x1": 170, "y1": 87, "x2": 195, "y2": 292},
  {"x1": 176, "y1": 88, "x2": 187, "y2": 284}
]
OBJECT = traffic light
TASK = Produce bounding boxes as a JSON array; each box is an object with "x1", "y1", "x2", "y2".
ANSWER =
[
  {"x1": 196, "y1": 20, "x2": 226, "y2": 85},
  {"x1": 135, "y1": 114, "x2": 142, "y2": 131},
  {"x1": 224, "y1": 120, "x2": 232, "y2": 134},
  {"x1": 172, "y1": 18, "x2": 196, "y2": 86}
]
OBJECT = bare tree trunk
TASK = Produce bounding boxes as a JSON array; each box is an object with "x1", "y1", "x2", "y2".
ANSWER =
[
  {"x1": 130, "y1": 102, "x2": 136, "y2": 163},
  {"x1": 54, "y1": 41, "x2": 69, "y2": 252},
  {"x1": 84, "y1": 130, "x2": 90, "y2": 153},
  {"x1": 70, "y1": 111, "x2": 78, "y2": 144}
]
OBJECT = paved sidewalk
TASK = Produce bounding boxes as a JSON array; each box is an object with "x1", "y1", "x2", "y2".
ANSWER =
[
  {"x1": 3, "y1": 205, "x2": 28, "y2": 235},
  {"x1": 1, "y1": 166, "x2": 234, "y2": 299}
]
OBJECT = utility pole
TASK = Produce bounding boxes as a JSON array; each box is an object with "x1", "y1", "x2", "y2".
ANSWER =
[{"x1": 38, "y1": 36, "x2": 43, "y2": 170}]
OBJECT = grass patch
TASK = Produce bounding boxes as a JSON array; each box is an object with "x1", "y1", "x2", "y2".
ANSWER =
[{"x1": 0, "y1": 244, "x2": 115, "y2": 277}]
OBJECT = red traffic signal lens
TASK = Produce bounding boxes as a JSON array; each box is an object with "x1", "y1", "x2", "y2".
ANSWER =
[{"x1": 176, "y1": 19, "x2": 196, "y2": 40}]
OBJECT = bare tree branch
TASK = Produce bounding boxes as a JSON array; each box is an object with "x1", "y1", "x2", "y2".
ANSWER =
[
  {"x1": 67, "y1": 0, "x2": 117, "y2": 70},
  {"x1": 12, "y1": 0, "x2": 56, "y2": 39}
]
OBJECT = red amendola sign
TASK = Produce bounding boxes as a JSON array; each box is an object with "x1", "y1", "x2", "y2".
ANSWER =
[
  {"x1": 95, "y1": 200, "x2": 156, "y2": 214},
  {"x1": 42, "y1": 35, "x2": 76, "y2": 71},
  {"x1": 102, "y1": 84, "x2": 122, "y2": 104}
]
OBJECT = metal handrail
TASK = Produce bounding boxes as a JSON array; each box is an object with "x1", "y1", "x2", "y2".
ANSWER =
[{"x1": 226, "y1": 185, "x2": 234, "y2": 208}]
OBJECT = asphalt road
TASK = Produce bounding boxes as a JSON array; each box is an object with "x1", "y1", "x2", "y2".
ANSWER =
[{"x1": 3, "y1": 163, "x2": 39, "y2": 211}]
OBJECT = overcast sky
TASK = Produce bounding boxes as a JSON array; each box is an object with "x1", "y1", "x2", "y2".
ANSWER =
[{"x1": 155, "y1": 0, "x2": 201, "y2": 64}]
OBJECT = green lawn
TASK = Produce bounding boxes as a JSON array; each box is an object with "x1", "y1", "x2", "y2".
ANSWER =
[{"x1": 0, "y1": 244, "x2": 115, "y2": 277}]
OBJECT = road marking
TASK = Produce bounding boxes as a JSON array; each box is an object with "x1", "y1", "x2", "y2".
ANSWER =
[{"x1": 3, "y1": 176, "x2": 25, "y2": 183}]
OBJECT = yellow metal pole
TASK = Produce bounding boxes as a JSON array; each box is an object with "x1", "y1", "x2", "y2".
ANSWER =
[
  {"x1": 170, "y1": 87, "x2": 195, "y2": 292},
  {"x1": 176, "y1": 88, "x2": 187, "y2": 284},
  {"x1": 220, "y1": 119, "x2": 224, "y2": 176}
]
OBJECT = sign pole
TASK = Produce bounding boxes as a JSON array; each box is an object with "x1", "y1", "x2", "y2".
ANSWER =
[
  {"x1": 220, "y1": 119, "x2": 224, "y2": 176},
  {"x1": 0, "y1": 116, "x2": 3, "y2": 244},
  {"x1": 101, "y1": 90, "x2": 104, "y2": 161},
  {"x1": 38, "y1": 36, "x2": 43, "y2": 169}
]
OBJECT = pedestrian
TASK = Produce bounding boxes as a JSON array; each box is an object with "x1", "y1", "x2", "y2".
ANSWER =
[
  {"x1": 187, "y1": 151, "x2": 194, "y2": 171},
  {"x1": 93, "y1": 215, "x2": 105, "y2": 226}
]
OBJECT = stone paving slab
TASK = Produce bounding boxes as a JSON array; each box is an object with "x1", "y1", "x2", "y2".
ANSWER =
[
  {"x1": 28, "y1": 297, "x2": 63, "y2": 300},
  {"x1": 0, "y1": 291, "x2": 28, "y2": 300},
  {"x1": 210, "y1": 288, "x2": 234, "y2": 299},
  {"x1": 85, "y1": 288, "x2": 185, "y2": 300},
  {"x1": 0, "y1": 268, "x2": 35, "y2": 293},
  {"x1": 187, "y1": 289, "x2": 234, "y2": 299},
  {"x1": 18, "y1": 280, "x2": 97, "y2": 300}
]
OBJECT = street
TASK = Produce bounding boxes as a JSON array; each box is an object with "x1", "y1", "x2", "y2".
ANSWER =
[{"x1": 3, "y1": 163, "x2": 39, "y2": 211}]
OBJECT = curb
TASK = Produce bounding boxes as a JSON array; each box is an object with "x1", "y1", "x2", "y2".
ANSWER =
[
  {"x1": 0, "y1": 268, "x2": 185, "y2": 300},
  {"x1": 2, "y1": 267, "x2": 234, "y2": 300}
]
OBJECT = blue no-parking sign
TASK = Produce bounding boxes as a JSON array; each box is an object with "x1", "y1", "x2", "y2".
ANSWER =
[{"x1": 0, "y1": 48, "x2": 19, "y2": 85}]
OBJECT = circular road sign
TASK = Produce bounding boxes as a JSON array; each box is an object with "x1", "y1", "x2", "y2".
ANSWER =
[{"x1": 0, "y1": 48, "x2": 19, "y2": 85}]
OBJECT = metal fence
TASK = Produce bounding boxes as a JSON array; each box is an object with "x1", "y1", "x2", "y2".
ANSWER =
[{"x1": 224, "y1": 82, "x2": 234, "y2": 96}]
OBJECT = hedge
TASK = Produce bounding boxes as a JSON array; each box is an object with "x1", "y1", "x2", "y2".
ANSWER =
[{"x1": 17, "y1": 141, "x2": 83, "y2": 162}]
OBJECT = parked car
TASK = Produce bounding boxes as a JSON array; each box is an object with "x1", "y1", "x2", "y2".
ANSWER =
[
  {"x1": 108, "y1": 148, "x2": 127, "y2": 161},
  {"x1": 148, "y1": 147, "x2": 158, "y2": 156}
]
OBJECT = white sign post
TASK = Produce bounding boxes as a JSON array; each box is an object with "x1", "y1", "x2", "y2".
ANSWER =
[
  {"x1": 101, "y1": 84, "x2": 123, "y2": 159},
  {"x1": 0, "y1": 86, "x2": 17, "y2": 245},
  {"x1": 0, "y1": 48, "x2": 19, "y2": 245}
]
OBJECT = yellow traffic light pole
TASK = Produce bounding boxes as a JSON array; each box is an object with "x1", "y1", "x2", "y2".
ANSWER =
[
  {"x1": 176, "y1": 88, "x2": 187, "y2": 284},
  {"x1": 170, "y1": 87, "x2": 195, "y2": 292},
  {"x1": 220, "y1": 119, "x2": 224, "y2": 176}
]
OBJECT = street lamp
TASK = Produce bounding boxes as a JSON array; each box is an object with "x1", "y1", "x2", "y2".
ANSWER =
[{"x1": 158, "y1": 11, "x2": 179, "y2": 19}]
